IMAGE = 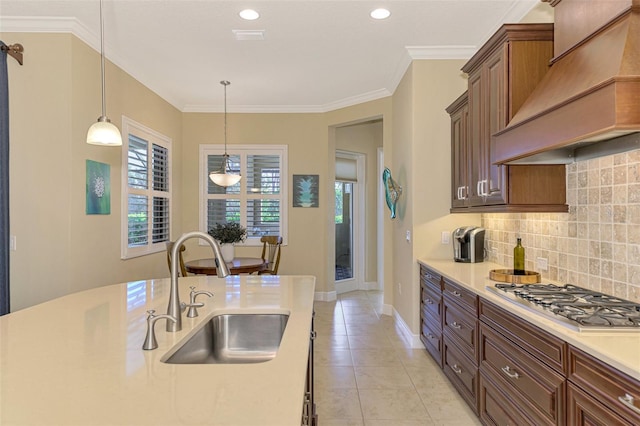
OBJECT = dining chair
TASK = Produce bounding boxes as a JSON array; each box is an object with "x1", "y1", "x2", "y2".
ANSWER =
[
  {"x1": 166, "y1": 241, "x2": 188, "y2": 277},
  {"x1": 259, "y1": 236, "x2": 283, "y2": 275}
]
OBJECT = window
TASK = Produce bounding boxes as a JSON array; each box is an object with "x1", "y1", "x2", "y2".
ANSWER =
[
  {"x1": 200, "y1": 145, "x2": 288, "y2": 245},
  {"x1": 121, "y1": 117, "x2": 172, "y2": 259}
]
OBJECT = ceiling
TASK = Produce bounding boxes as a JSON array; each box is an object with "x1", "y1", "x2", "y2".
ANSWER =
[{"x1": 0, "y1": 1, "x2": 550, "y2": 112}]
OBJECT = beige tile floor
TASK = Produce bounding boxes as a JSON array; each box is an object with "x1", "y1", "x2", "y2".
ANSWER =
[{"x1": 313, "y1": 290, "x2": 482, "y2": 426}]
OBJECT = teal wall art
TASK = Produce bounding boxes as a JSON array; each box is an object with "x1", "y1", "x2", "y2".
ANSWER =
[
  {"x1": 293, "y1": 174, "x2": 319, "y2": 207},
  {"x1": 86, "y1": 160, "x2": 111, "y2": 215},
  {"x1": 382, "y1": 167, "x2": 402, "y2": 219}
]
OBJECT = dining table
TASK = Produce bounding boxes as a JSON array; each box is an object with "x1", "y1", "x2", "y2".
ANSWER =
[{"x1": 184, "y1": 257, "x2": 267, "y2": 275}]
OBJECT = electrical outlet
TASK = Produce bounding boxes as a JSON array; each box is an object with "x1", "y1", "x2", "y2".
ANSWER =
[
  {"x1": 441, "y1": 231, "x2": 450, "y2": 244},
  {"x1": 536, "y1": 257, "x2": 548, "y2": 271},
  {"x1": 9, "y1": 235, "x2": 16, "y2": 251},
  {"x1": 406, "y1": 230, "x2": 411, "y2": 242},
  {"x1": 397, "y1": 282, "x2": 402, "y2": 294}
]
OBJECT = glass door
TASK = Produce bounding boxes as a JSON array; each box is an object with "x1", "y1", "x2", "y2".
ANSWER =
[{"x1": 335, "y1": 181, "x2": 353, "y2": 281}]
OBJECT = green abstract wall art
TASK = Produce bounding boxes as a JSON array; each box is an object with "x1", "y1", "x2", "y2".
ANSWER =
[
  {"x1": 86, "y1": 160, "x2": 111, "y2": 215},
  {"x1": 293, "y1": 174, "x2": 319, "y2": 207}
]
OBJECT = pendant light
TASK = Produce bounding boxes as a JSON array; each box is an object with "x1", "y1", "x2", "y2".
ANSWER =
[
  {"x1": 86, "y1": 0, "x2": 122, "y2": 146},
  {"x1": 209, "y1": 80, "x2": 241, "y2": 187}
]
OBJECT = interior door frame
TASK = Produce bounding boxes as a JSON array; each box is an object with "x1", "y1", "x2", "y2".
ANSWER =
[
  {"x1": 335, "y1": 150, "x2": 365, "y2": 294},
  {"x1": 377, "y1": 147, "x2": 384, "y2": 291}
]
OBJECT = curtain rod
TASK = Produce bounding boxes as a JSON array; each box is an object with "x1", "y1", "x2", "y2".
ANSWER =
[{"x1": 1, "y1": 43, "x2": 24, "y2": 66}]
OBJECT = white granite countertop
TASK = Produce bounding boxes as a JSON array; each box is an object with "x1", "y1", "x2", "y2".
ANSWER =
[
  {"x1": 418, "y1": 259, "x2": 640, "y2": 381},
  {"x1": 0, "y1": 274, "x2": 316, "y2": 425}
]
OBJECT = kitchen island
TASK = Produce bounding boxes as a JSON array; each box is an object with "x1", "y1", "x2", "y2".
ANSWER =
[{"x1": 0, "y1": 274, "x2": 316, "y2": 425}]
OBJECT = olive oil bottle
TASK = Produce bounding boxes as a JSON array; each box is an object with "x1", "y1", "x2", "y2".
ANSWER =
[{"x1": 514, "y1": 238, "x2": 525, "y2": 275}]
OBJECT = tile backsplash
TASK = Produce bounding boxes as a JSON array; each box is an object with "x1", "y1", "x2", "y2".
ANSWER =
[{"x1": 482, "y1": 149, "x2": 640, "y2": 303}]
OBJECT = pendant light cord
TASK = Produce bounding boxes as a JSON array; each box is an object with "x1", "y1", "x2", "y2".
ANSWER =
[
  {"x1": 221, "y1": 80, "x2": 230, "y2": 155},
  {"x1": 99, "y1": 0, "x2": 107, "y2": 118}
]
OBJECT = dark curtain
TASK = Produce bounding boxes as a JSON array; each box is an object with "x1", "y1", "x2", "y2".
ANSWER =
[{"x1": 0, "y1": 41, "x2": 10, "y2": 316}]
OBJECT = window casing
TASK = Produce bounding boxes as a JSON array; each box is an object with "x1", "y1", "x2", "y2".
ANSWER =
[
  {"x1": 200, "y1": 144, "x2": 288, "y2": 246},
  {"x1": 121, "y1": 117, "x2": 172, "y2": 259}
]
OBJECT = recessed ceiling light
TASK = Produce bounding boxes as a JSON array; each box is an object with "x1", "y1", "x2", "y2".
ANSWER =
[
  {"x1": 239, "y1": 9, "x2": 260, "y2": 20},
  {"x1": 370, "y1": 8, "x2": 391, "y2": 20}
]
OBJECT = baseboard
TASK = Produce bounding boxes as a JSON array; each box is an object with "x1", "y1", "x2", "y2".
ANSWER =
[
  {"x1": 361, "y1": 281, "x2": 380, "y2": 291},
  {"x1": 392, "y1": 307, "x2": 424, "y2": 349},
  {"x1": 380, "y1": 303, "x2": 393, "y2": 316},
  {"x1": 336, "y1": 280, "x2": 358, "y2": 294},
  {"x1": 314, "y1": 291, "x2": 337, "y2": 302}
]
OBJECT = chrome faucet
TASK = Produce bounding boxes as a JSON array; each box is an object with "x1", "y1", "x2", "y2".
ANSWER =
[
  {"x1": 167, "y1": 231, "x2": 230, "y2": 332},
  {"x1": 142, "y1": 310, "x2": 177, "y2": 350},
  {"x1": 183, "y1": 286, "x2": 214, "y2": 318}
]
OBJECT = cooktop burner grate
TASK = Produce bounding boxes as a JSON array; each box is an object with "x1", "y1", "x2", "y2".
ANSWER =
[{"x1": 487, "y1": 283, "x2": 640, "y2": 332}]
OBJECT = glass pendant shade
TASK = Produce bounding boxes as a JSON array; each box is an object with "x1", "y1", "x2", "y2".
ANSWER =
[
  {"x1": 87, "y1": 117, "x2": 122, "y2": 146},
  {"x1": 209, "y1": 155, "x2": 242, "y2": 186},
  {"x1": 209, "y1": 80, "x2": 241, "y2": 187}
]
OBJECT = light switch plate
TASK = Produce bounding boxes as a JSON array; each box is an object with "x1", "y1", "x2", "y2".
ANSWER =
[
  {"x1": 405, "y1": 230, "x2": 411, "y2": 242},
  {"x1": 441, "y1": 231, "x2": 450, "y2": 244}
]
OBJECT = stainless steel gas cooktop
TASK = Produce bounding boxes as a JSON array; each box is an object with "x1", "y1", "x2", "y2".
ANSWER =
[{"x1": 486, "y1": 283, "x2": 640, "y2": 332}]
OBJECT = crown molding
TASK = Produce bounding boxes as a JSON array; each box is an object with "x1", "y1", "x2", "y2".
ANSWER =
[
  {"x1": 0, "y1": 16, "x2": 186, "y2": 110},
  {"x1": 0, "y1": 16, "x2": 498, "y2": 114},
  {"x1": 406, "y1": 45, "x2": 477, "y2": 60}
]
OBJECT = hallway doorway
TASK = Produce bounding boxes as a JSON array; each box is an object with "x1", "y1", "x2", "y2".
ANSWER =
[
  {"x1": 335, "y1": 181, "x2": 353, "y2": 281},
  {"x1": 334, "y1": 151, "x2": 363, "y2": 294}
]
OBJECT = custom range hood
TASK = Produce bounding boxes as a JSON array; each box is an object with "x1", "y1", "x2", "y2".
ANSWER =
[{"x1": 494, "y1": 0, "x2": 640, "y2": 164}]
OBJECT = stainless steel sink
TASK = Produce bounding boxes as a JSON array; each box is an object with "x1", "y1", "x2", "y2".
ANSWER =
[{"x1": 163, "y1": 313, "x2": 289, "y2": 364}]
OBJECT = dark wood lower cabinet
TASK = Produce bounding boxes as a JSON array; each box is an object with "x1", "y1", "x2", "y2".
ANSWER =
[
  {"x1": 567, "y1": 382, "x2": 631, "y2": 426},
  {"x1": 418, "y1": 262, "x2": 639, "y2": 426},
  {"x1": 443, "y1": 336, "x2": 479, "y2": 414},
  {"x1": 302, "y1": 313, "x2": 317, "y2": 426},
  {"x1": 479, "y1": 323, "x2": 565, "y2": 425},
  {"x1": 420, "y1": 265, "x2": 444, "y2": 368},
  {"x1": 420, "y1": 314, "x2": 443, "y2": 367},
  {"x1": 567, "y1": 347, "x2": 640, "y2": 426},
  {"x1": 480, "y1": 371, "x2": 535, "y2": 426}
]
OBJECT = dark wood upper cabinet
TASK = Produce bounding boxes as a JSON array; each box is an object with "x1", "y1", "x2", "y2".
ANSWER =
[
  {"x1": 448, "y1": 23, "x2": 568, "y2": 213},
  {"x1": 448, "y1": 93, "x2": 470, "y2": 209}
]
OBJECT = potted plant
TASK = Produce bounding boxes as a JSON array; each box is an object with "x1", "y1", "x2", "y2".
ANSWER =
[{"x1": 208, "y1": 222, "x2": 247, "y2": 260}]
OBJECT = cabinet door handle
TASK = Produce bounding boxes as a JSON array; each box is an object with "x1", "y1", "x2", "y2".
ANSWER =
[
  {"x1": 501, "y1": 366, "x2": 520, "y2": 379},
  {"x1": 452, "y1": 290, "x2": 462, "y2": 297},
  {"x1": 424, "y1": 298, "x2": 433, "y2": 305},
  {"x1": 476, "y1": 180, "x2": 482, "y2": 197},
  {"x1": 426, "y1": 333, "x2": 436, "y2": 340},
  {"x1": 619, "y1": 393, "x2": 640, "y2": 415},
  {"x1": 451, "y1": 364, "x2": 462, "y2": 375},
  {"x1": 450, "y1": 321, "x2": 462, "y2": 329}
]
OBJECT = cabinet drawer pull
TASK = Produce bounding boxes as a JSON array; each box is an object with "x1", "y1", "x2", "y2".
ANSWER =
[
  {"x1": 619, "y1": 393, "x2": 640, "y2": 415},
  {"x1": 452, "y1": 290, "x2": 462, "y2": 297},
  {"x1": 501, "y1": 366, "x2": 520, "y2": 379},
  {"x1": 451, "y1": 364, "x2": 462, "y2": 375},
  {"x1": 424, "y1": 298, "x2": 433, "y2": 305},
  {"x1": 450, "y1": 321, "x2": 462, "y2": 329},
  {"x1": 426, "y1": 333, "x2": 436, "y2": 340}
]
